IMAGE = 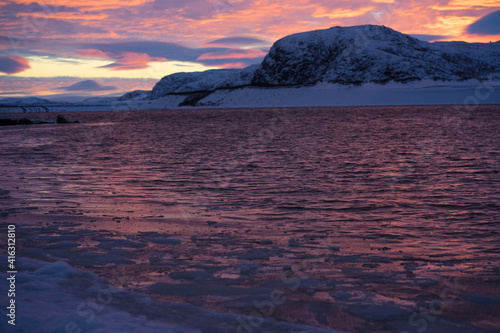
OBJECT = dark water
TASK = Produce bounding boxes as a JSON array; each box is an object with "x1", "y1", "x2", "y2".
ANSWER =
[
  {"x1": 1, "y1": 105, "x2": 499, "y2": 332},
  {"x1": 3, "y1": 106, "x2": 499, "y2": 256}
]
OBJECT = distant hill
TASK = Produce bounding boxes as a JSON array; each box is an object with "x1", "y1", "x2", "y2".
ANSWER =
[{"x1": 0, "y1": 97, "x2": 54, "y2": 105}]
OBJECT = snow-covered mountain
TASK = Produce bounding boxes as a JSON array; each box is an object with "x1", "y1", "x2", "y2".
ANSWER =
[
  {"x1": 148, "y1": 25, "x2": 499, "y2": 101},
  {"x1": 253, "y1": 25, "x2": 500, "y2": 85}
]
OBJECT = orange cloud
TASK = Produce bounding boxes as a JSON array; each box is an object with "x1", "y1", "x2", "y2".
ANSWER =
[
  {"x1": 3, "y1": 0, "x2": 499, "y2": 45},
  {"x1": 449, "y1": 0, "x2": 500, "y2": 7},
  {"x1": 313, "y1": 6, "x2": 376, "y2": 19},
  {"x1": 197, "y1": 49, "x2": 267, "y2": 60},
  {"x1": 424, "y1": 16, "x2": 479, "y2": 39},
  {"x1": 214, "y1": 62, "x2": 249, "y2": 68}
]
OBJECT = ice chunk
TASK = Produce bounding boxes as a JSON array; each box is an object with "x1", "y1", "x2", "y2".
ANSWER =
[{"x1": 240, "y1": 262, "x2": 259, "y2": 275}]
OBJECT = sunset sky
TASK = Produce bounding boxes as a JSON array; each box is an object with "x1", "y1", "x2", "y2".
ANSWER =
[{"x1": 1, "y1": 0, "x2": 499, "y2": 99}]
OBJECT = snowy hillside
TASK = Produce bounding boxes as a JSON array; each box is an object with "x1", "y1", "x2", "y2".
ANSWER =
[
  {"x1": 119, "y1": 90, "x2": 152, "y2": 101},
  {"x1": 193, "y1": 80, "x2": 500, "y2": 108},
  {"x1": 151, "y1": 65, "x2": 257, "y2": 98}
]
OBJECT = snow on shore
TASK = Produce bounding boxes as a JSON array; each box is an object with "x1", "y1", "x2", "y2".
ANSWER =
[
  {"x1": 193, "y1": 80, "x2": 500, "y2": 108},
  {"x1": 1, "y1": 80, "x2": 499, "y2": 113}
]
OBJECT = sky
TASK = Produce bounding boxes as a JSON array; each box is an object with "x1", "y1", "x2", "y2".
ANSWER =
[{"x1": 0, "y1": 0, "x2": 499, "y2": 99}]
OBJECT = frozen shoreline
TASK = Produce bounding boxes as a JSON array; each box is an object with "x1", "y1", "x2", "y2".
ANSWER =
[
  {"x1": 2, "y1": 218, "x2": 499, "y2": 333},
  {"x1": 0, "y1": 256, "x2": 346, "y2": 333}
]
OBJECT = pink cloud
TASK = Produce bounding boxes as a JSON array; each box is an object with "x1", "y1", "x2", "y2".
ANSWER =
[
  {"x1": 77, "y1": 49, "x2": 167, "y2": 70},
  {"x1": 2, "y1": 1, "x2": 498, "y2": 51},
  {"x1": 76, "y1": 48, "x2": 112, "y2": 59},
  {"x1": 14, "y1": 0, "x2": 152, "y2": 10},
  {"x1": 99, "y1": 52, "x2": 167, "y2": 70}
]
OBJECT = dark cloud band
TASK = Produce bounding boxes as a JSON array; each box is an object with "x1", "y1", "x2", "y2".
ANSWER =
[
  {"x1": 467, "y1": 10, "x2": 500, "y2": 35},
  {"x1": 0, "y1": 55, "x2": 30, "y2": 74}
]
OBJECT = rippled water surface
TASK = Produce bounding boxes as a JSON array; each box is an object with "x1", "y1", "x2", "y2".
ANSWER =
[{"x1": 1, "y1": 105, "x2": 499, "y2": 332}]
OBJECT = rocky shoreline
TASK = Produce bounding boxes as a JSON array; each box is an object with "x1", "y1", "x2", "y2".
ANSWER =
[{"x1": 0, "y1": 114, "x2": 80, "y2": 126}]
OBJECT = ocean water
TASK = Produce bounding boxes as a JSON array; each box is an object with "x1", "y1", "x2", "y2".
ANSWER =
[{"x1": 1, "y1": 106, "x2": 499, "y2": 332}]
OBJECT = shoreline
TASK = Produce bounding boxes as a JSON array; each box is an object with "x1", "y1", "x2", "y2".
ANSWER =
[{"x1": 2, "y1": 79, "x2": 500, "y2": 112}]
